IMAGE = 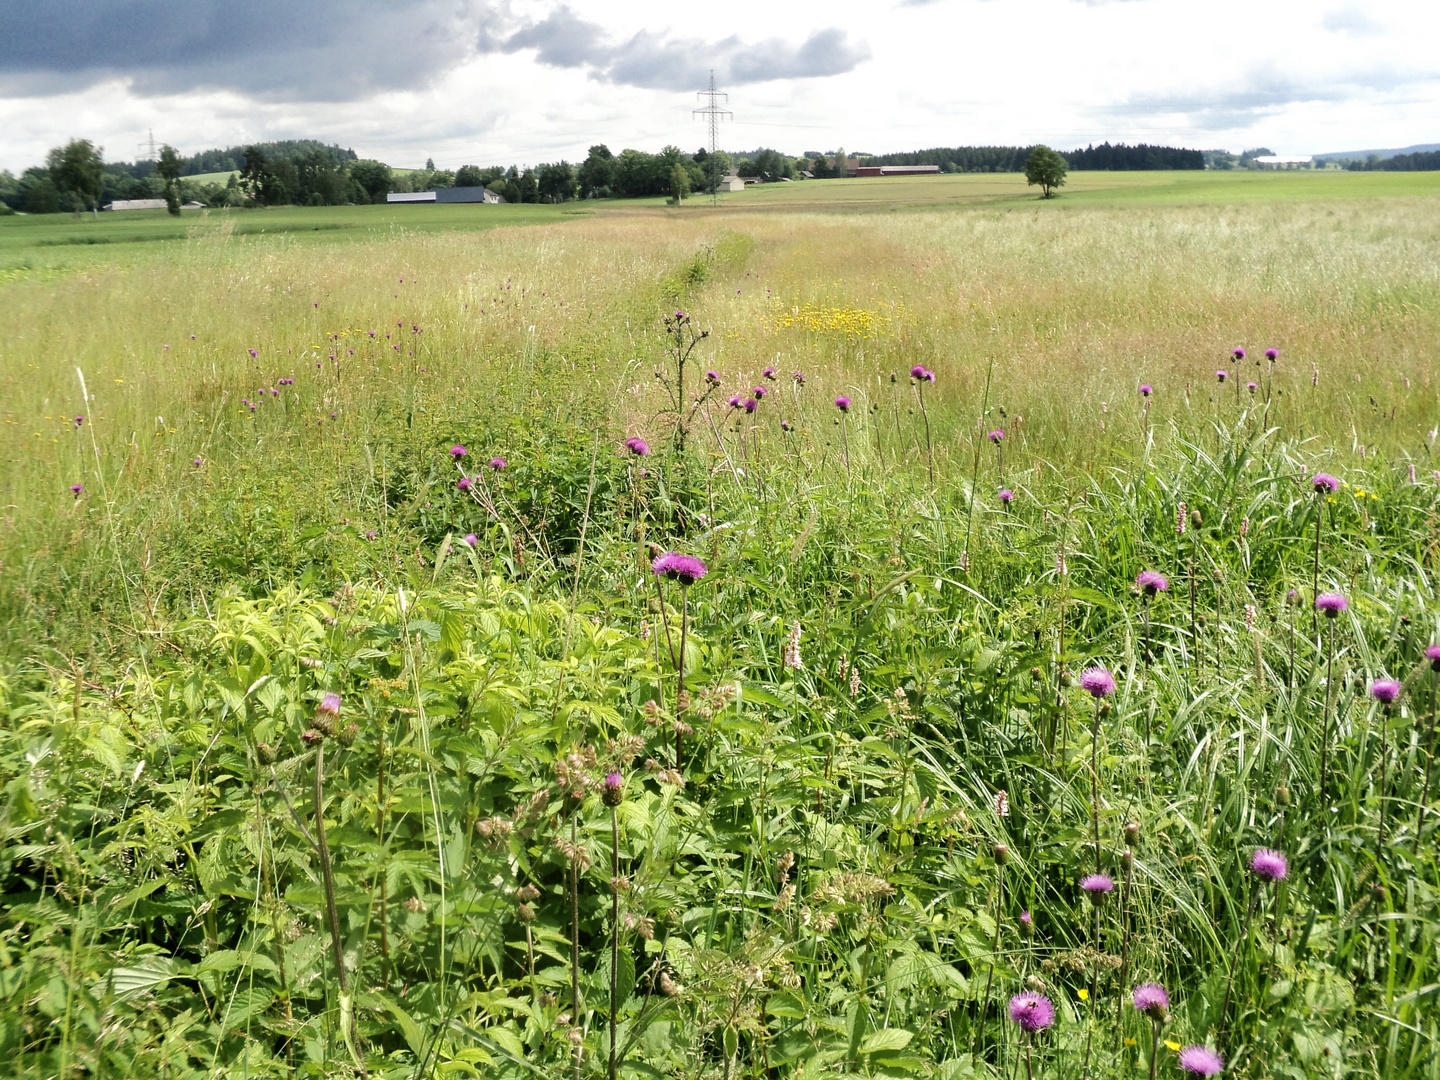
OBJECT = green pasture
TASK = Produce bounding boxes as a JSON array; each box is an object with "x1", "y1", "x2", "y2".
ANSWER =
[{"x1": 0, "y1": 163, "x2": 1438, "y2": 1080}]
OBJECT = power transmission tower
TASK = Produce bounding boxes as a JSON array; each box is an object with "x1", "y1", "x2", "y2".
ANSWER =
[
  {"x1": 694, "y1": 70, "x2": 732, "y2": 205},
  {"x1": 136, "y1": 129, "x2": 158, "y2": 163}
]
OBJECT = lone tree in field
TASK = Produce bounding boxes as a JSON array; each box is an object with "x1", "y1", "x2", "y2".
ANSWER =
[
  {"x1": 1024, "y1": 145, "x2": 1068, "y2": 198},
  {"x1": 157, "y1": 144, "x2": 183, "y2": 216}
]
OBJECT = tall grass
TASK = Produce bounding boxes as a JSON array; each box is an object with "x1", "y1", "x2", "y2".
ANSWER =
[{"x1": 0, "y1": 186, "x2": 1437, "y2": 1078}]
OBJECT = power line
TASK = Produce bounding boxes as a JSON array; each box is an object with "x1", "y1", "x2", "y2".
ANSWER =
[{"x1": 694, "y1": 70, "x2": 732, "y2": 205}]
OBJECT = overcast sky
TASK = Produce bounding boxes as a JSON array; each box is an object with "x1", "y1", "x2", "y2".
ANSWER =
[{"x1": 1, "y1": 0, "x2": 1436, "y2": 172}]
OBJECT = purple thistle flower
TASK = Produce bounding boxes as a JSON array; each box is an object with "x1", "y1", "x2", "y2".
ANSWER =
[
  {"x1": 1248, "y1": 848, "x2": 1288, "y2": 882},
  {"x1": 1216, "y1": 370, "x2": 1227, "y2": 382},
  {"x1": 793, "y1": 372, "x2": 805, "y2": 385},
  {"x1": 729, "y1": 395, "x2": 743, "y2": 409},
  {"x1": 763, "y1": 367, "x2": 776, "y2": 380},
  {"x1": 488, "y1": 457, "x2": 506, "y2": 471},
  {"x1": 924, "y1": 368, "x2": 936, "y2": 382},
  {"x1": 1008, "y1": 993, "x2": 1055, "y2": 1033},
  {"x1": 1427, "y1": 644, "x2": 1440, "y2": 670},
  {"x1": 317, "y1": 693, "x2": 341, "y2": 719},
  {"x1": 193, "y1": 457, "x2": 203, "y2": 466},
  {"x1": 462, "y1": 533, "x2": 478, "y2": 547},
  {"x1": 1247, "y1": 381, "x2": 1258, "y2": 391},
  {"x1": 605, "y1": 771, "x2": 622, "y2": 790},
  {"x1": 911, "y1": 364, "x2": 927, "y2": 380},
  {"x1": 74, "y1": 415, "x2": 85, "y2": 427},
  {"x1": 706, "y1": 370, "x2": 721, "y2": 385},
  {"x1": 1178, "y1": 1045, "x2": 1225, "y2": 1076},
  {"x1": 652, "y1": 552, "x2": 707, "y2": 587},
  {"x1": 1370, "y1": 678, "x2": 1401, "y2": 704},
  {"x1": 1233, "y1": 347, "x2": 1246, "y2": 360},
  {"x1": 1079, "y1": 667, "x2": 1116, "y2": 698},
  {"x1": 835, "y1": 396, "x2": 851, "y2": 411},
  {"x1": 1137, "y1": 570, "x2": 1169, "y2": 595},
  {"x1": 999, "y1": 489, "x2": 1014, "y2": 504},
  {"x1": 780, "y1": 420, "x2": 791, "y2": 431},
  {"x1": 1139, "y1": 384, "x2": 1152, "y2": 396},
  {"x1": 1081, "y1": 873, "x2": 1115, "y2": 898},
  {"x1": 1019, "y1": 909, "x2": 1033, "y2": 929},
  {"x1": 457, "y1": 477, "x2": 473, "y2": 491},
  {"x1": 753, "y1": 386, "x2": 767, "y2": 399},
  {"x1": 744, "y1": 398, "x2": 758, "y2": 413},
  {"x1": 248, "y1": 348, "x2": 258, "y2": 359},
  {"x1": 625, "y1": 437, "x2": 651, "y2": 457},
  {"x1": 988, "y1": 429, "x2": 1004, "y2": 443},
  {"x1": 1312, "y1": 472, "x2": 1340, "y2": 492},
  {"x1": 450, "y1": 445, "x2": 467, "y2": 458},
  {"x1": 70, "y1": 483, "x2": 84, "y2": 495},
  {"x1": 1265, "y1": 348, "x2": 1279, "y2": 360},
  {"x1": 1315, "y1": 592, "x2": 1348, "y2": 616},
  {"x1": 1131, "y1": 982, "x2": 1170, "y2": 1017}
]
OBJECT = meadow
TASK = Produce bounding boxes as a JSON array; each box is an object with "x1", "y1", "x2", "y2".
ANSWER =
[{"x1": 0, "y1": 170, "x2": 1438, "y2": 1079}]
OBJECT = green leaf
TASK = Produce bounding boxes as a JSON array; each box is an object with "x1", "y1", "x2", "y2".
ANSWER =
[{"x1": 860, "y1": 1029, "x2": 914, "y2": 1054}]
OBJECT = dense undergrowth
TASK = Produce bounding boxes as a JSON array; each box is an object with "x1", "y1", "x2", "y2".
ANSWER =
[
  {"x1": 3, "y1": 404, "x2": 1439, "y2": 1078},
  {"x1": 2, "y1": 196, "x2": 1440, "y2": 1078}
]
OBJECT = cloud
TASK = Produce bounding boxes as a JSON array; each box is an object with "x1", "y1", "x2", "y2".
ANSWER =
[
  {"x1": 0, "y1": 0, "x2": 496, "y2": 101},
  {"x1": 1320, "y1": 5, "x2": 1385, "y2": 37},
  {"x1": 1114, "y1": 66, "x2": 1437, "y2": 129},
  {"x1": 496, "y1": 6, "x2": 869, "y2": 89}
]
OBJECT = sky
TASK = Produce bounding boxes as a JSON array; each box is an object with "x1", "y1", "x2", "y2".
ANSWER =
[{"x1": 0, "y1": 0, "x2": 1437, "y2": 173}]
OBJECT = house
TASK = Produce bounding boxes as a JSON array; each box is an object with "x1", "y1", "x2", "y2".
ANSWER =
[
  {"x1": 717, "y1": 174, "x2": 746, "y2": 192},
  {"x1": 386, "y1": 186, "x2": 503, "y2": 204},
  {"x1": 854, "y1": 165, "x2": 941, "y2": 178},
  {"x1": 103, "y1": 199, "x2": 206, "y2": 211}
]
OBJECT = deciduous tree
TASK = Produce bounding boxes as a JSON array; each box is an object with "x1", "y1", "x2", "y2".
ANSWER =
[{"x1": 1024, "y1": 145, "x2": 1068, "y2": 198}]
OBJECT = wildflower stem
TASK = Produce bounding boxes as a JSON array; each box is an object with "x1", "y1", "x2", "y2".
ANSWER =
[
  {"x1": 1218, "y1": 885, "x2": 1259, "y2": 1050},
  {"x1": 1311, "y1": 493, "x2": 1323, "y2": 641},
  {"x1": 571, "y1": 806, "x2": 582, "y2": 1080},
  {"x1": 1147, "y1": 1019, "x2": 1159, "y2": 1080},
  {"x1": 1025, "y1": 1032, "x2": 1035, "y2": 1080},
  {"x1": 676, "y1": 588, "x2": 689, "y2": 770},
  {"x1": 1418, "y1": 675, "x2": 1439, "y2": 848},
  {"x1": 609, "y1": 804, "x2": 620, "y2": 1080},
  {"x1": 1092, "y1": 703, "x2": 1102, "y2": 875},
  {"x1": 916, "y1": 381, "x2": 934, "y2": 488},
  {"x1": 1320, "y1": 617, "x2": 1335, "y2": 806}
]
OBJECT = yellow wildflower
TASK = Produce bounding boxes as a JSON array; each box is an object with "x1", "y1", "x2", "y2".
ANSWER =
[
  {"x1": 1078, "y1": 988, "x2": 1089, "y2": 1002},
  {"x1": 1165, "y1": 1040, "x2": 1182, "y2": 1052}
]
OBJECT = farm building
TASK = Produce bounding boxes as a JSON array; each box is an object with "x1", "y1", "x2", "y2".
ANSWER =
[
  {"x1": 104, "y1": 199, "x2": 206, "y2": 211},
  {"x1": 854, "y1": 165, "x2": 941, "y2": 178},
  {"x1": 386, "y1": 186, "x2": 503, "y2": 204},
  {"x1": 717, "y1": 175, "x2": 746, "y2": 192}
]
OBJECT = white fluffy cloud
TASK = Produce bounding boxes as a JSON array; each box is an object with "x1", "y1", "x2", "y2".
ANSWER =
[{"x1": 0, "y1": 0, "x2": 1435, "y2": 171}]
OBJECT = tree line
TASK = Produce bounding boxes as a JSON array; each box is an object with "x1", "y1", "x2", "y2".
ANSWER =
[
  {"x1": 1340, "y1": 150, "x2": 1440, "y2": 171},
  {"x1": 859, "y1": 142, "x2": 1204, "y2": 172}
]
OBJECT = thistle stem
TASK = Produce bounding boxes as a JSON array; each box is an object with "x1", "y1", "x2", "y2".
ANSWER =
[
  {"x1": 676, "y1": 590, "x2": 689, "y2": 770},
  {"x1": 1418, "y1": 675, "x2": 1439, "y2": 849},
  {"x1": 609, "y1": 805, "x2": 620, "y2": 1080},
  {"x1": 1320, "y1": 617, "x2": 1335, "y2": 806}
]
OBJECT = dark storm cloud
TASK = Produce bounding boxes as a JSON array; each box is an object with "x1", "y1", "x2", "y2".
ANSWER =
[
  {"x1": 0, "y1": 0, "x2": 494, "y2": 100},
  {"x1": 496, "y1": 6, "x2": 869, "y2": 89}
]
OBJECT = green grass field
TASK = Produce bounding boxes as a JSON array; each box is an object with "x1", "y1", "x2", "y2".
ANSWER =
[{"x1": 1, "y1": 168, "x2": 1438, "y2": 1080}]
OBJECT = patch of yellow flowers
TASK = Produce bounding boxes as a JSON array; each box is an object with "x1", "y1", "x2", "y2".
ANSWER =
[{"x1": 773, "y1": 301, "x2": 898, "y2": 339}]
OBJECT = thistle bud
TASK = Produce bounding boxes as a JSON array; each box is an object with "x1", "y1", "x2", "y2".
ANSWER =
[
  {"x1": 301, "y1": 729, "x2": 323, "y2": 746},
  {"x1": 1031, "y1": 666, "x2": 1043, "y2": 681},
  {"x1": 1125, "y1": 821, "x2": 1140, "y2": 845},
  {"x1": 337, "y1": 722, "x2": 358, "y2": 748},
  {"x1": 312, "y1": 692, "x2": 341, "y2": 737},
  {"x1": 1275, "y1": 784, "x2": 1291, "y2": 807},
  {"x1": 1099, "y1": 700, "x2": 1113, "y2": 717},
  {"x1": 602, "y1": 772, "x2": 624, "y2": 807},
  {"x1": 1060, "y1": 671, "x2": 1075, "y2": 687},
  {"x1": 1121, "y1": 849, "x2": 1134, "y2": 870},
  {"x1": 1190, "y1": 508, "x2": 1203, "y2": 528},
  {"x1": 1019, "y1": 909, "x2": 1034, "y2": 936},
  {"x1": 517, "y1": 902, "x2": 536, "y2": 922},
  {"x1": 256, "y1": 742, "x2": 277, "y2": 764},
  {"x1": 993, "y1": 843, "x2": 1009, "y2": 865}
]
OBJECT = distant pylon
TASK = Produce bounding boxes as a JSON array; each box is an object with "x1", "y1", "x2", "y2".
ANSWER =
[
  {"x1": 694, "y1": 70, "x2": 732, "y2": 205},
  {"x1": 136, "y1": 129, "x2": 158, "y2": 162}
]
